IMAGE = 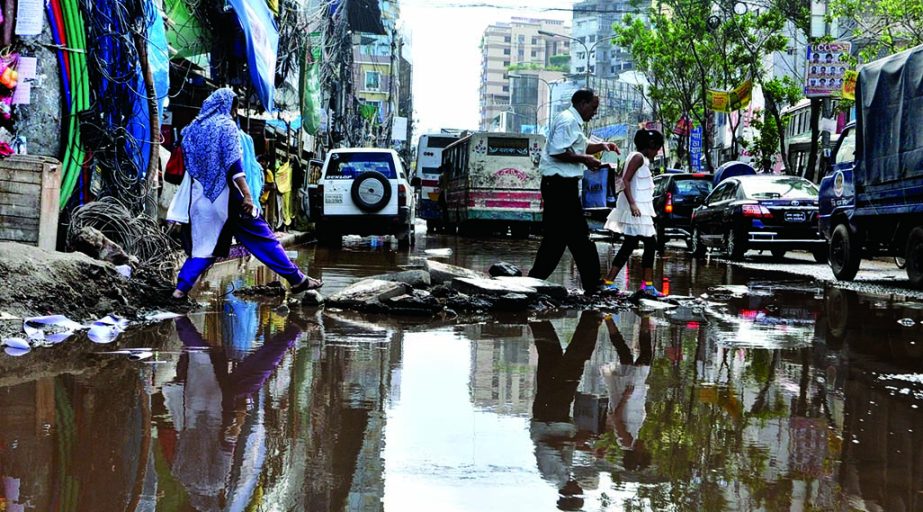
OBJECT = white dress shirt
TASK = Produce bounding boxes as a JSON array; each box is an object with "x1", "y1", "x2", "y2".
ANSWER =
[{"x1": 540, "y1": 106, "x2": 588, "y2": 178}]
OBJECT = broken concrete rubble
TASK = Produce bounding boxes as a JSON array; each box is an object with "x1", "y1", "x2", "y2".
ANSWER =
[
  {"x1": 366, "y1": 269, "x2": 431, "y2": 289},
  {"x1": 425, "y1": 260, "x2": 486, "y2": 284},
  {"x1": 327, "y1": 279, "x2": 412, "y2": 309},
  {"x1": 488, "y1": 261, "x2": 522, "y2": 277}
]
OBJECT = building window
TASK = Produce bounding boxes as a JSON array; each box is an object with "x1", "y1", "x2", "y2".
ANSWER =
[
  {"x1": 576, "y1": 66, "x2": 585, "y2": 72},
  {"x1": 502, "y1": 86, "x2": 509, "y2": 92},
  {"x1": 504, "y1": 48, "x2": 510, "y2": 55},
  {"x1": 531, "y1": 49, "x2": 537, "y2": 57},
  {"x1": 589, "y1": 35, "x2": 596, "y2": 42},
  {"x1": 503, "y1": 60, "x2": 510, "y2": 67},
  {"x1": 504, "y1": 36, "x2": 511, "y2": 42},
  {"x1": 532, "y1": 37, "x2": 538, "y2": 45},
  {"x1": 364, "y1": 71, "x2": 381, "y2": 91},
  {"x1": 518, "y1": 35, "x2": 525, "y2": 43},
  {"x1": 577, "y1": 51, "x2": 585, "y2": 59},
  {"x1": 518, "y1": 49, "x2": 524, "y2": 59}
]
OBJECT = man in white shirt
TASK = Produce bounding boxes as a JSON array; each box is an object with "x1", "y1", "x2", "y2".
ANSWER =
[{"x1": 528, "y1": 89, "x2": 619, "y2": 294}]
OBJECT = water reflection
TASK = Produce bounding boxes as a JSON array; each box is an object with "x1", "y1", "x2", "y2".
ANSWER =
[{"x1": 4, "y1": 248, "x2": 923, "y2": 510}]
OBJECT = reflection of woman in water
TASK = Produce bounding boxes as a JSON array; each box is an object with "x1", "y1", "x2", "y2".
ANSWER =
[
  {"x1": 601, "y1": 314, "x2": 653, "y2": 471},
  {"x1": 165, "y1": 315, "x2": 305, "y2": 509},
  {"x1": 530, "y1": 311, "x2": 603, "y2": 511}
]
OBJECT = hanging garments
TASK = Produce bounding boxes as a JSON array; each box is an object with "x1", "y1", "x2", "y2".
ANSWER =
[{"x1": 275, "y1": 161, "x2": 293, "y2": 227}]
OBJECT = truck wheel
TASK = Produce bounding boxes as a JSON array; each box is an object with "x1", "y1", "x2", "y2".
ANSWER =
[
  {"x1": 689, "y1": 228, "x2": 706, "y2": 258},
  {"x1": 905, "y1": 227, "x2": 923, "y2": 287},
  {"x1": 830, "y1": 223, "x2": 860, "y2": 281},
  {"x1": 726, "y1": 229, "x2": 746, "y2": 260}
]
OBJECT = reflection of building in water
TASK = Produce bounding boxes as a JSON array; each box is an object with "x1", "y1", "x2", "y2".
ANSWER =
[{"x1": 467, "y1": 322, "x2": 537, "y2": 415}]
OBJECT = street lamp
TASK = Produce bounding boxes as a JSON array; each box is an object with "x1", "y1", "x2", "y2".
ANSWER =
[{"x1": 538, "y1": 29, "x2": 601, "y2": 87}]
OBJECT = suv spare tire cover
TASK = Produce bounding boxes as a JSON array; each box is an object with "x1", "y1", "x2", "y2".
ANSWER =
[{"x1": 351, "y1": 171, "x2": 392, "y2": 212}]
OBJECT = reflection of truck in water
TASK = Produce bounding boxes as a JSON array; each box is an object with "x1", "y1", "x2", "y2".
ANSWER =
[{"x1": 818, "y1": 45, "x2": 923, "y2": 285}]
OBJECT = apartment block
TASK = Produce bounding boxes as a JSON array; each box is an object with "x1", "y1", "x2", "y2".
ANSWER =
[{"x1": 479, "y1": 18, "x2": 571, "y2": 131}]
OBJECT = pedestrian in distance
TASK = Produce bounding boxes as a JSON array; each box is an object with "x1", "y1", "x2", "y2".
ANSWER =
[
  {"x1": 527, "y1": 89, "x2": 620, "y2": 295},
  {"x1": 602, "y1": 129, "x2": 665, "y2": 297},
  {"x1": 167, "y1": 88, "x2": 323, "y2": 299}
]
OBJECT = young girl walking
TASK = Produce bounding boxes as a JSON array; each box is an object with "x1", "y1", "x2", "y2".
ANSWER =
[{"x1": 603, "y1": 129, "x2": 665, "y2": 296}]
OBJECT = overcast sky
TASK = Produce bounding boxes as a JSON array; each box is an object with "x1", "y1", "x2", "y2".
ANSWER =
[{"x1": 400, "y1": 0, "x2": 570, "y2": 138}]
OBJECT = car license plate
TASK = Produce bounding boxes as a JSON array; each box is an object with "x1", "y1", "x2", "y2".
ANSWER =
[
  {"x1": 325, "y1": 195, "x2": 343, "y2": 204},
  {"x1": 784, "y1": 212, "x2": 806, "y2": 222}
]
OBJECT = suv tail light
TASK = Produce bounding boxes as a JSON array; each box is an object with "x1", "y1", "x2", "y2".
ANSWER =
[
  {"x1": 665, "y1": 192, "x2": 673, "y2": 214},
  {"x1": 398, "y1": 184, "x2": 407, "y2": 206},
  {"x1": 741, "y1": 204, "x2": 772, "y2": 218}
]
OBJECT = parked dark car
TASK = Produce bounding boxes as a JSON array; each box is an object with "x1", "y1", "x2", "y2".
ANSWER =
[
  {"x1": 689, "y1": 175, "x2": 828, "y2": 261},
  {"x1": 652, "y1": 173, "x2": 714, "y2": 249}
]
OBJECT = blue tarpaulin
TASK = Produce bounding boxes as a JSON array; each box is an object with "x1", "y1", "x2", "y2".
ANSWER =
[
  {"x1": 592, "y1": 124, "x2": 629, "y2": 140},
  {"x1": 227, "y1": 0, "x2": 279, "y2": 111}
]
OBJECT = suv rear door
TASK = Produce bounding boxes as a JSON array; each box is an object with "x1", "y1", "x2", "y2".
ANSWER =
[{"x1": 323, "y1": 152, "x2": 399, "y2": 216}]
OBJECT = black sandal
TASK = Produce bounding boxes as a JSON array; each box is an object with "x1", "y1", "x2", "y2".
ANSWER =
[{"x1": 291, "y1": 276, "x2": 323, "y2": 293}]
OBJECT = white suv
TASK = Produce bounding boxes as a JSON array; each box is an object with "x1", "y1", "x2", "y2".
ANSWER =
[{"x1": 309, "y1": 148, "x2": 417, "y2": 248}]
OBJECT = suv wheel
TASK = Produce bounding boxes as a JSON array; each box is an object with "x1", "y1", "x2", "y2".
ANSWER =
[
  {"x1": 350, "y1": 171, "x2": 392, "y2": 212},
  {"x1": 397, "y1": 224, "x2": 414, "y2": 249}
]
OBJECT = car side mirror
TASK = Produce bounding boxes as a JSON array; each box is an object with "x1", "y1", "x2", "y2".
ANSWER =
[{"x1": 410, "y1": 176, "x2": 422, "y2": 188}]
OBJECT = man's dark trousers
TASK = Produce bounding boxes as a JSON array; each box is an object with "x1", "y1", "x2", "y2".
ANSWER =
[{"x1": 528, "y1": 174, "x2": 601, "y2": 292}]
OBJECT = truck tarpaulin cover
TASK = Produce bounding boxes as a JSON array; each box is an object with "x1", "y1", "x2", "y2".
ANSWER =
[
  {"x1": 228, "y1": 0, "x2": 280, "y2": 111},
  {"x1": 857, "y1": 44, "x2": 923, "y2": 186},
  {"x1": 348, "y1": 0, "x2": 386, "y2": 35}
]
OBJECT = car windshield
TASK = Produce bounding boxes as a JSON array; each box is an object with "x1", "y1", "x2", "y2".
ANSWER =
[
  {"x1": 741, "y1": 177, "x2": 818, "y2": 199},
  {"x1": 673, "y1": 179, "x2": 712, "y2": 196},
  {"x1": 326, "y1": 153, "x2": 397, "y2": 179}
]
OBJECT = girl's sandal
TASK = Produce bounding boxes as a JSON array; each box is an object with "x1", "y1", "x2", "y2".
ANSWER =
[{"x1": 292, "y1": 276, "x2": 324, "y2": 293}]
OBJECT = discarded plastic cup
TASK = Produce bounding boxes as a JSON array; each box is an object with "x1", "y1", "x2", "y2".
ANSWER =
[{"x1": 898, "y1": 318, "x2": 917, "y2": 327}]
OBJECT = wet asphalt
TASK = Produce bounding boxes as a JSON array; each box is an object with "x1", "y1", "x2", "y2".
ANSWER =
[{"x1": 1, "y1": 225, "x2": 923, "y2": 511}]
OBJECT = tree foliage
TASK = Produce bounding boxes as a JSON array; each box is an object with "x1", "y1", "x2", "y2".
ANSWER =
[{"x1": 828, "y1": 0, "x2": 923, "y2": 61}]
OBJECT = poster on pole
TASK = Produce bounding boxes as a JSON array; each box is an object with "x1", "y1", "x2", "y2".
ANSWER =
[
  {"x1": 690, "y1": 126, "x2": 703, "y2": 172},
  {"x1": 805, "y1": 41, "x2": 852, "y2": 98},
  {"x1": 706, "y1": 79, "x2": 753, "y2": 113}
]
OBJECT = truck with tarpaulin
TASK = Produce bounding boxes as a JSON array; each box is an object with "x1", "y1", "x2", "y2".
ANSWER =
[{"x1": 818, "y1": 45, "x2": 923, "y2": 286}]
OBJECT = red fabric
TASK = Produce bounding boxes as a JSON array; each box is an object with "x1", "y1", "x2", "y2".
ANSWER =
[{"x1": 164, "y1": 145, "x2": 185, "y2": 185}]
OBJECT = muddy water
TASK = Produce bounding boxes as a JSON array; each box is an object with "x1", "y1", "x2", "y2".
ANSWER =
[{"x1": 2, "y1": 231, "x2": 923, "y2": 511}]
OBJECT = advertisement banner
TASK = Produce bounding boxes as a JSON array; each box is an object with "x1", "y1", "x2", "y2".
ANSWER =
[
  {"x1": 805, "y1": 41, "x2": 852, "y2": 98},
  {"x1": 707, "y1": 79, "x2": 753, "y2": 113},
  {"x1": 841, "y1": 69, "x2": 858, "y2": 100},
  {"x1": 301, "y1": 31, "x2": 323, "y2": 135}
]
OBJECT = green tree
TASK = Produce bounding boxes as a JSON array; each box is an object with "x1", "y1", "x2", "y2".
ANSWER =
[{"x1": 828, "y1": 0, "x2": 923, "y2": 61}]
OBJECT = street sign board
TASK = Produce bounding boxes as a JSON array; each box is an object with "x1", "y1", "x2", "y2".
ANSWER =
[{"x1": 805, "y1": 42, "x2": 852, "y2": 98}]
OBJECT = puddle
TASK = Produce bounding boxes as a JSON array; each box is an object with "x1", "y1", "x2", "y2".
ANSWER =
[{"x1": 0, "y1": 236, "x2": 922, "y2": 510}]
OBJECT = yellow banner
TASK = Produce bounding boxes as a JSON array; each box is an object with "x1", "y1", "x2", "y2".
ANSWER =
[
  {"x1": 842, "y1": 70, "x2": 858, "y2": 100},
  {"x1": 707, "y1": 79, "x2": 753, "y2": 112}
]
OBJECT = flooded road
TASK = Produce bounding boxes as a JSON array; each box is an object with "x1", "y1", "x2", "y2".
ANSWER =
[{"x1": 3, "y1": 229, "x2": 923, "y2": 511}]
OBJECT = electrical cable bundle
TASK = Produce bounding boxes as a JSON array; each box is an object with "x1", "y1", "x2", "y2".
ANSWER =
[
  {"x1": 77, "y1": 0, "x2": 154, "y2": 210},
  {"x1": 47, "y1": 0, "x2": 91, "y2": 208}
]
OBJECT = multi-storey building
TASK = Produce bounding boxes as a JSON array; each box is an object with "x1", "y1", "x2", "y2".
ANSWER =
[
  {"x1": 479, "y1": 18, "x2": 571, "y2": 131},
  {"x1": 352, "y1": 0, "x2": 409, "y2": 145},
  {"x1": 569, "y1": 0, "x2": 650, "y2": 80}
]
